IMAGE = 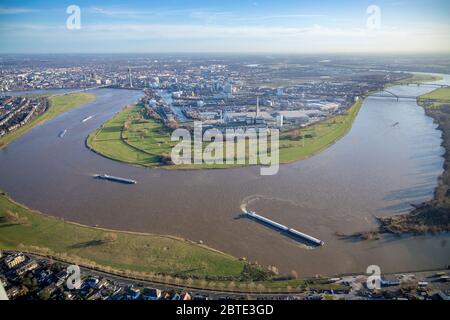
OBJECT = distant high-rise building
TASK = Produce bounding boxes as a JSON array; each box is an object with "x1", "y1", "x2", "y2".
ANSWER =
[
  {"x1": 224, "y1": 83, "x2": 233, "y2": 95},
  {"x1": 276, "y1": 114, "x2": 284, "y2": 128}
]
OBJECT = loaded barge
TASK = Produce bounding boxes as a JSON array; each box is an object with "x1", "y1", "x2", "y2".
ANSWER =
[
  {"x1": 81, "y1": 115, "x2": 94, "y2": 123},
  {"x1": 58, "y1": 129, "x2": 67, "y2": 138},
  {"x1": 246, "y1": 211, "x2": 324, "y2": 246},
  {"x1": 94, "y1": 174, "x2": 137, "y2": 185}
]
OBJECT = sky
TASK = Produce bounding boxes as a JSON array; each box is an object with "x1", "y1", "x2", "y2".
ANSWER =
[{"x1": 0, "y1": 0, "x2": 449, "y2": 54}]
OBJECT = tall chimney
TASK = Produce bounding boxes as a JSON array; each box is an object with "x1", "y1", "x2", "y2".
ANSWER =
[
  {"x1": 128, "y1": 67, "x2": 133, "y2": 88},
  {"x1": 256, "y1": 96, "x2": 260, "y2": 118}
]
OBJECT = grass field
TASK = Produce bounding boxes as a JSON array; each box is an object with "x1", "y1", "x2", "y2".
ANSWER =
[
  {"x1": 87, "y1": 99, "x2": 363, "y2": 169},
  {"x1": 277, "y1": 99, "x2": 362, "y2": 163},
  {"x1": 0, "y1": 92, "x2": 96, "y2": 148},
  {"x1": 87, "y1": 106, "x2": 166, "y2": 167},
  {"x1": 418, "y1": 87, "x2": 450, "y2": 107},
  {"x1": 386, "y1": 73, "x2": 443, "y2": 88},
  {"x1": 0, "y1": 191, "x2": 245, "y2": 279}
]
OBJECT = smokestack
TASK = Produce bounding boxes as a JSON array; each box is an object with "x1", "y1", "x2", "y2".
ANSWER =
[
  {"x1": 256, "y1": 96, "x2": 260, "y2": 118},
  {"x1": 128, "y1": 67, "x2": 133, "y2": 88}
]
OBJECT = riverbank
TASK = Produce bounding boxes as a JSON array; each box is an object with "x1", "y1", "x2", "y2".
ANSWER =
[
  {"x1": 86, "y1": 73, "x2": 440, "y2": 170},
  {"x1": 385, "y1": 73, "x2": 443, "y2": 88},
  {"x1": 0, "y1": 92, "x2": 96, "y2": 149},
  {"x1": 87, "y1": 99, "x2": 363, "y2": 170},
  {"x1": 0, "y1": 191, "x2": 354, "y2": 292},
  {"x1": 0, "y1": 191, "x2": 248, "y2": 279},
  {"x1": 378, "y1": 87, "x2": 450, "y2": 234}
]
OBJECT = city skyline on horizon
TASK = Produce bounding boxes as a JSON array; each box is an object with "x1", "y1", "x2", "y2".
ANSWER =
[{"x1": 0, "y1": 0, "x2": 450, "y2": 54}]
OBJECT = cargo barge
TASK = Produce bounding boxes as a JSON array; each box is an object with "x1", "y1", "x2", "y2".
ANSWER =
[
  {"x1": 246, "y1": 210, "x2": 324, "y2": 246},
  {"x1": 81, "y1": 115, "x2": 93, "y2": 123},
  {"x1": 94, "y1": 174, "x2": 137, "y2": 185},
  {"x1": 58, "y1": 129, "x2": 67, "y2": 138}
]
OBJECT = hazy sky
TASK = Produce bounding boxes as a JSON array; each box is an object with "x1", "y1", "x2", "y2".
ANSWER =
[{"x1": 0, "y1": 0, "x2": 449, "y2": 53}]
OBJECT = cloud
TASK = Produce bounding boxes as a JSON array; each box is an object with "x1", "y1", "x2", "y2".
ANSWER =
[
  {"x1": 87, "y1": 6, "x2": 232, "y2": 20},
  {"x1": 0, "y1": 21, "x2": 443, "y2": 39},
  {"x1": 233, "y1": 14, "x2": 327, "y2": 22},
  {"x1": 390, "y1": 1, "x2": 408, "y2": 7},
  {"x1": 0, "y1": 22, "x2": 449, "y2": 53},
  {"x1": 0, "y1": 6, "x2": 36, "y2": 15},
  {"x1": 74, "y1": 23, "x2": 410, "y2": 40},
  {"x1": 86, "y1": 6, "x2": 323, "y2": 25}
]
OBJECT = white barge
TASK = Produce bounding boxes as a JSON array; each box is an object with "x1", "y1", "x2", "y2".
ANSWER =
[
  {"x1": 246, "y1": 211, "x2": 324, "y2": 246},
  {"x1": 81, "y1": 115, "x2": 94, "y2": 123},
  {"x1": 94, "y1": 174, "x2": 137, "y2": 185},
  {"x1": 58, "y1": 129, "x2": 67, "y2": 138}
]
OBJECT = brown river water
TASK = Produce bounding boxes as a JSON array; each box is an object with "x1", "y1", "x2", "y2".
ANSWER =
[{"x1": 1, "y1": 78, "x2": 449, "y2": 277}]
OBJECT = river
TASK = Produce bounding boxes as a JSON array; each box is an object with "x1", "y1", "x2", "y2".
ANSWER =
[
  {"x1": 0, "y1": 78, "x2": 449, "y2": 277},
  {"x1": 160, "y1": 91, "x2": 189, "y2": 122}
]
